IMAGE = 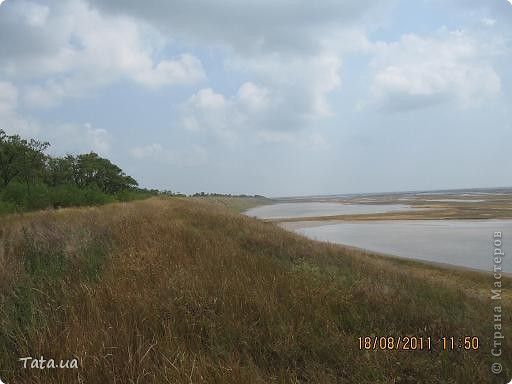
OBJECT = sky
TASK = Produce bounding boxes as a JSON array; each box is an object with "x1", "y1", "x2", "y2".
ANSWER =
[{"x1": 0, "y1": 0, "x2": 511, "y2": 197}]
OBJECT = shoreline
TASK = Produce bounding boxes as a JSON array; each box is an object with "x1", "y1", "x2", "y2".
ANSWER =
[
  {"x1": 276, "y1": 218, "x2": 512, "y2": 276},
  {"x1": 281, "y1": 224, "x2": 512, "y2": 277},
  {"x1": 244, "y1": 196, "x2": 512, "y2": 276}
]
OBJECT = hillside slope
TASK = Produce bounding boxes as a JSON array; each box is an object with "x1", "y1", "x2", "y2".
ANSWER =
[{"x1": 0, "y1": 197, "x2": 510, "y2": 383}]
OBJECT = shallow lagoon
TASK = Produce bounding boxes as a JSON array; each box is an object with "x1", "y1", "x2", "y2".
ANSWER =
[
  {"x1": 283, "y1": 219, "x2": 512, "y2": 273},
  {"x1": 245, "y1": 202, "x2": 421, "y2": 220}
]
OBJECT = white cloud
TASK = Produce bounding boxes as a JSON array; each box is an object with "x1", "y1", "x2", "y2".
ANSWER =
[
  {"x1": 86, "y1": 0, "x2": 384, "y2": 133},
  {"x1": 43, "y1": 122, "x2": 111, "y2": 156},
  {"x1": 370, "y1": 30, "x2": 502, "y2": 111},
  {"x1": 26, "y1": 3, "x2": 49, "y2": 27},
  {"x1": 0, "y1": 81, "x2": 40, "y2": 137},
  {"x1": 179, "y1": 88, "x2": 237, "y2": 144},
  {"x1": 198, "y1": 50, "x2": 344, "y2": 144},
  {"x1": 237, "y1": 82, "x2": 270, "y2": 111},
  {"x1": 89, "y1": 0, "x2": 389, "y2": 56},
  {"x1": 0, "y1": 81, "x2": 17, "y2": 114},
  {"x1": 24, "y1": 81, "x2": 69, "y2": 108},
  {"x1": 84, "y1": 123, "x2": 110, "y2": 154},
  {"x1": 134, "y1": 54, "x2": 205, "y2": 88},
  {"x1": 1, "y1": 0, "x2": 382, "y2": 154},
  {"x1": 179, "y1": 82, "x2": 330, "y2": 148},
  {"x1": 131, "y1": 143, "x2": 163, "y2": 159},
  {"x1": 227, "y1": 51, "x2": 342, "y2": 119},
  {"x1": 130, "y1": 143, "x2": 208, "y2": 166},
  {"x1": 481, "y1": 18, "x2": 497, "y2": 27},
  {"x1": 255, "y1": 130, "x2": 329, "y2": 149},
  {"x1": 189, "y1": 88, "x2": 227, "y2": 110},
  {"x1": 0, "y1": 0, "x2": 205, "y2": 108},
  {"x1": 9, "y1": 1, "x2": 50, "y2": 27},
  {"x1": 0, "y1": 82, "x2": 110, "y2": 154},
  {"x1": 180, "y1": 86, "x2": 249, "y2": 139}
]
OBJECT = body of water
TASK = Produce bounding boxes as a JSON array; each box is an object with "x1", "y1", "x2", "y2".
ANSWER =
[
  {"x1": 245, "y1": 202, "x2": 422, "y2": 220},
  {"x1": 282, "y1": 219, "x2": 512, "y2": 273}
]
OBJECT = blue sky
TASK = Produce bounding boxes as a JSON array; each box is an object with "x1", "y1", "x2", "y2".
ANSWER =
[{"x1": 0, "y1": 0, "x2": 511, "y2": 196}]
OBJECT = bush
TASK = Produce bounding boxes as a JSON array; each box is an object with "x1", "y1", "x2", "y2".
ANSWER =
[
  {"x1": 2, "y1": 182, "x2": 28, "y2": 208},
  {"x1": 2, "y1": 182, "x2": 52, "y2": 211},
  {"x1": 83, "y1": 186, "x2": 115, "y2": 205},
  {"x1": 25, "y1": 183, "x2": 51, "y2": 210},
  {"x1": 0, "y1": 183, "x2": 147, "y2": 216},
  {"x1": 49, "y1": 184, "x2": 86, "y2": 208},
  {"x1": 115, "y1": 190, "x2": 154, "y2": 202},
  {"x1": 0, "y1": 199, "x2": 17, "y2": 214},
  {"x1": 0, "y1": 130, "x2": 143, "y2": 215}
]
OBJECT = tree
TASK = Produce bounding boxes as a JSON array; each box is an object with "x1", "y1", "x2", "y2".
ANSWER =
[
  {"x1": 44, "y1": 155, "x2": 75, "y2": 187},
  {"x1": 0, "y1": 129, "x2": 49, "y2": 190},
  {"x1": 73, "y1": 152, "x2": 138, "y2": 194},
  {"x1": 1, "y1": 130, "x2": 143, "y2": 212}
]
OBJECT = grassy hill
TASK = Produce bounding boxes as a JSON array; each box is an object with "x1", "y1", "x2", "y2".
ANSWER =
[{"x1": 0, "y1": 197, "x2": 510, "y2": 383}]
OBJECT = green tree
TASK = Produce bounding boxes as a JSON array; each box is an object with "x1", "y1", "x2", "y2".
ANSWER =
[
  {"x1": 44, "y1": 155, "x2": 75, "y2": 187},
  {"x1": 73, "y1": 152, "x2": 138, "y2": 194},
  {"x1": 0, "y1": 129, "x2": 49, "y2": 190},
  {"x1": 1, "y1": 130, "x2": 144, "y2": 213}
]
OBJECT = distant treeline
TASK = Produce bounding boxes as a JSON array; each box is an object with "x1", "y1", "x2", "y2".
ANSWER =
[
  {"x1": 191, "y1": 192, "x2": 266, "y2": 198},
  {"x1": 0, "y1": 129, "x2": 157, "y2": 214}
]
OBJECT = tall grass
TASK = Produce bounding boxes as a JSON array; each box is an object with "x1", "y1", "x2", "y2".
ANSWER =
[{"x1": 0, "y1": 197, "x2": 510, "y2": 383}]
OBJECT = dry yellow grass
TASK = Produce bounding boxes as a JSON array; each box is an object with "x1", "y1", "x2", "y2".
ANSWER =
[{"x1": 0, "y1": 197, "x2": 510, "y2": 383}]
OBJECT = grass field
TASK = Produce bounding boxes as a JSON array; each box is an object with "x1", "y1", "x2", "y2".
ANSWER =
[
  {"x1": 193, "y1": 195, "x2": 273, "y2": 212},
  {"x1": 0, "y1": 197, "x2": 510, "y2": 383}
]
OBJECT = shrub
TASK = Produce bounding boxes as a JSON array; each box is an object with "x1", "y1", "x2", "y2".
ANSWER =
[
  {"x1": 25, "y1": 183, "x2": 51, "y2": 210},
  {"x1": 83, "y1": 185, "x2": 115, "y2": 205},
  {"x1": 1, "y1": 182, "x2": 52, "y2": 210},
  {"x1": 49, "y1": 184, "x2": 86, "y2": 208},
  {"x1": 2, "y1": 182, "x2": 28, "y2": 208},
  {"x1": 115, "y1": 189, "x2": 154, "y2": 202},
  {"x1": 0, "y1": 199, "x2": 17, "y2": 214}
]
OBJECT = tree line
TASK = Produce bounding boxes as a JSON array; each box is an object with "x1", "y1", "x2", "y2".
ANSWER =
[
  {"x1": 191, "y1": 192, "x2": 265, "y2": 198},
  {"x1": 0, "y1": 129, "x2": 156, "y2": 213}
]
